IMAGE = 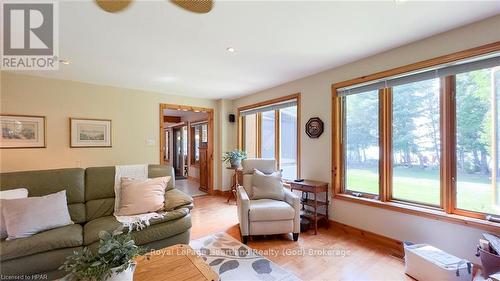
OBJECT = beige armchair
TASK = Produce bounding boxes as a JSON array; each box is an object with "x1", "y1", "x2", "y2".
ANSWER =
[{"x1": 236, "y1": 159, "x2": 301, "y2": 244}]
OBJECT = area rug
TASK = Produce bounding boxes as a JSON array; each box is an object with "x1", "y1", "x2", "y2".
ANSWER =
[{"x1": 190, "y1": 233, "x2": 301, "y2": 281}]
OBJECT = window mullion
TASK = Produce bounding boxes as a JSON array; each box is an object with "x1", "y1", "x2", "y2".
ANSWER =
[
  {"x1": 380, "y1": 88, "x2": 392, "y2": 202},
  {"x1": 441, "y1": 76, "x2": 456, "y2": 213}
]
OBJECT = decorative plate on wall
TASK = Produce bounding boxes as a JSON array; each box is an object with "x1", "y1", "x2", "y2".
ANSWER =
[{"x1": 305, "y1": 117, "x2": 324, "y2": 138}]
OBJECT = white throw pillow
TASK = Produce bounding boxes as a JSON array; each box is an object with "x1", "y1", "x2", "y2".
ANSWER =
[
  {"x1": 115, "y1": 176, "x2": 170, "y2": 216},
  {"x1": 0, "y1": 188, "x2": 29, "y2": 239},
  {"x1": 2, "y1": 190, "x2": 73, "y2": 240},
  {"x1": 251, "y1": 169, "x2": 285, "y2": 201}
]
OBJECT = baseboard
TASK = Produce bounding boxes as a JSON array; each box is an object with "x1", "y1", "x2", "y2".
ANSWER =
[
  {"x1": 188, "y1": 176, "x2": 200, "y2": 183},
  {"x1": 328, "y1": 220, "x2": 404, "y2": 259},
  {"x1": 210, "y1": 190, "x2": 231, "y2": 196}
]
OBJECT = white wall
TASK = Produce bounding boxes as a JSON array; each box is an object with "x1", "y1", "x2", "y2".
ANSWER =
[
  {"x1": 232, "y1": 15, "x2": 500, "y2": 262},
  {"x1": 217, "y1": 99, "x2": 237, "y2": 191},
  {"x1": 0, "y1": 73, "x2": 221, "y2": 190}
]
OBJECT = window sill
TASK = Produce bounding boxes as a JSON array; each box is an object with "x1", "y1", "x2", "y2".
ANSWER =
[{"x1": 334, "y1": 193, "x2": 500, "y2": 232}]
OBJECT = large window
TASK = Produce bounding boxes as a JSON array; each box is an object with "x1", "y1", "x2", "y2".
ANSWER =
[
  {"x1": 392, "y1": 78, "x2": 441, "y2": 206},
  {"x1": 239, "y1": 95, "x2": 300, "y2": 180},
  {"x1": 333, "y1": 46, "x2": 500, "y2": 225},
  {"x1": 344, "y1": 90, "x2": 379, "y2": 195},
  {"x1": 261, "y1": 110, "x2": 275, "y2": 159},
  {"x1": 280, "y1": 106, "x2": 298, "y2": 179},
  {"x1": 456, "y1": 67, "x2": 500, "y2": 215}
]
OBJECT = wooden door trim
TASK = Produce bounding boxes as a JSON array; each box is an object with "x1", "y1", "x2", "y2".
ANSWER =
[{"x1": 159, "y1": 103, "x2": 215, "y2": 194}]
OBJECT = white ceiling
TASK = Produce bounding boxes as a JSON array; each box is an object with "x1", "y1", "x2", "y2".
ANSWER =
[{"x1": 19, "y1": 1, "x2": 500, "y2": 99}]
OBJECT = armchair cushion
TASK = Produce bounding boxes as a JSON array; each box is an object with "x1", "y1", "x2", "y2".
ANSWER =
[
  {"x1": 241, "y1": 159, "x2": 276, "y2": 175},
  {"x1": 251, "y1": 170, "x2": 285, "y2": 201},
  {"x1": 249, "y1": 199, "x2": 294, "y2": 222}
]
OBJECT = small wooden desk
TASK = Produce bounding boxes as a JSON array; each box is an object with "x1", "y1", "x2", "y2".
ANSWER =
[
  {"x1": 289, "y1": 180, "x2": 329, "y2": 235},
  {"x1": 134, "y1": 244, "x2": 218, "y2": 281}
]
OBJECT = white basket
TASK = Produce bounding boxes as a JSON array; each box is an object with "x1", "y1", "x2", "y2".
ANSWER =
[{"x1": 404, "y1": 242, "x2": 473, "y2": 281}]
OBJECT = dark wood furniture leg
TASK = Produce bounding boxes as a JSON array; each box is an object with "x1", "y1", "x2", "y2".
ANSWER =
[{"x1": 227, "y1": 174, "x2": 236, "y2": 203}]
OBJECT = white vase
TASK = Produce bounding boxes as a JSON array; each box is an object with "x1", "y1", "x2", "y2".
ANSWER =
[{"x1": 106, "y1": 262, "x2": 136, "y2": 281}]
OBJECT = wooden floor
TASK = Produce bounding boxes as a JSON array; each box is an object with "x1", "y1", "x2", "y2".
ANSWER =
[{"x1": 190, "y1": 195, "x2": 412, "y2": 281}]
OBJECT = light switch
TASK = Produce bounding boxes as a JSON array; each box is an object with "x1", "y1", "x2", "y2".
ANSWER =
[{"x1": 146, "y1": 138, "x2": 156, "y2": 146}]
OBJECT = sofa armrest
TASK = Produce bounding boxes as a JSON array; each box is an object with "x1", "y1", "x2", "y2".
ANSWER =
[
  {"x1": 236, "y1": 185, "x2": 250, "y2": 236},
  {"x1": 284, "y1": 188, "x2": 300, "y2": 233}
]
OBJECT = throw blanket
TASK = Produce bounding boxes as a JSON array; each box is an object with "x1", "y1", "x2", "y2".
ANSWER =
[{"x1": 114, "y1": 164, "x2": 164, "y2": 231}]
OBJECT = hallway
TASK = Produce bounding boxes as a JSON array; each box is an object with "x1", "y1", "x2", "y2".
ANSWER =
[{"x1": 176, "y1": 179, "x2": 206, "y2": 197}]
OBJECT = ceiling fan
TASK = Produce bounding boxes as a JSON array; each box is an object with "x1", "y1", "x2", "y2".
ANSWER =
[{"x1": 95, "y1": 0, "x2": 213, "y2": 14}]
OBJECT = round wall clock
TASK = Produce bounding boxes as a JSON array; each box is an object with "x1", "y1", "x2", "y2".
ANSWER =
[{"x1": 306, "y1": 117, "x2": 324, "y2": 138}]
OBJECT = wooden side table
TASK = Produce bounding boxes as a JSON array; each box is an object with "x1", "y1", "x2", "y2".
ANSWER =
[
  {"x1": 226, "y1": 167, "x2": 242, "y2": 203},
  {"x1": 289, "y1": 180, "x2": 329, "y2": 235}
]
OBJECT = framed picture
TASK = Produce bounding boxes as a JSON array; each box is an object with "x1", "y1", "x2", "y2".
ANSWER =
[
  {"x1": 70, "y1": 118, "x2": 112, "y2": 148},
  {"x1": 1, "y1": 115, "x2": 46, "y2": 148}
]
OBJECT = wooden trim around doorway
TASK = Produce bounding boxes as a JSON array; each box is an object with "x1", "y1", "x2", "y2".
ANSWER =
[{"x1": 160, "y1": 104, "x2": 215, "y2": 194}]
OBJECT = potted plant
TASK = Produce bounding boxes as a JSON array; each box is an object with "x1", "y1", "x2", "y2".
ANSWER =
[
  {"x1": 223, "y1": 149, "x2": 247, "y2": 168},
  {"x1": 60, "y1": 229, "x2": 146, "y2": 281}
]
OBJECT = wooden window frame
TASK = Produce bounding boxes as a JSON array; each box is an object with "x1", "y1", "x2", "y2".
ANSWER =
[
  {"x1": 237, "y1": 93, "x2": 301, "y2": 179},
  {"x1": 332, "y1": 42, "x2": 500, "y2": 232}
]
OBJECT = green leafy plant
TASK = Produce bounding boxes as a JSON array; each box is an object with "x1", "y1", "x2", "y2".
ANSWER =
[
  {"x1": 223, "y1": 149, "x2": 247, "y2": 166},
  {"x1": 60, "y1": 229, "x2": 146, "y2": 281}
]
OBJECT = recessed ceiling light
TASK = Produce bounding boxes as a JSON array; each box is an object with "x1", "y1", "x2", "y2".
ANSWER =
[
  {"x1": 59, "y1": 59, "x2": 71, "y2": 65},
  {"x1": 159, "y1": 76, "x2": 176, "y2": 82},
  {"x1": 226, "y1": 47, "x2": 235, "y2": 53},
  {"x1": 194, "y1": 110, "x2": 200, "y2": 113}
]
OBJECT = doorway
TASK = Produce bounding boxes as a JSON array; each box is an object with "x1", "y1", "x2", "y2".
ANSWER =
[{"x1": 159, "y1": 104, "x2": 214, "y2": 196}]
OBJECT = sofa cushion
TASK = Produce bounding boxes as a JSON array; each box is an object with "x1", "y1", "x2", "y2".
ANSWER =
[
  {"x1": 0, "y1": 246, "x2": 82, "y2": 278},
  {"x1": 3, "y1": 190, "x2": 73, "y2": 240},
  {"x1": 0, "y1": 168, "x2": 86, "y2": 223},
  {"x1": 1, "y1": 188, "x2": 29, "y2": 239},
  {"x1": 86, "y1": 198, "x2": 115, "y2": 221},
  {"x1": 164, "y1": 189, "x2": 193, "y2": 211},
  {"x1": 0, "y1": 224, "x2": 83, "y2": 261},
  {"x1": 116, "y1": 177, "x2": 170, "y2": 216},
  {"x1": 85, "y1": 165, "x2": 176, "y2": 221},
  {"x1": 85, "y1": 166, "x2": 116, "y2": 201},
  {"x1": 249, "y1": 199, "x2": 294, "y2": 222},
  {"x1": 148, "y1": 165, "x2": 175, "y2": 191},
  {"x1": 83, "y1": 208, "x2": 191, "y2": 246}
]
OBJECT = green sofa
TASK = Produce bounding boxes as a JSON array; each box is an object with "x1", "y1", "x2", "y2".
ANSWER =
[{"x1": 0, "y1": 165, "x2": 193, "y2": 280}]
